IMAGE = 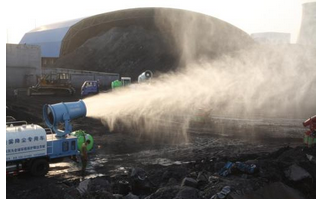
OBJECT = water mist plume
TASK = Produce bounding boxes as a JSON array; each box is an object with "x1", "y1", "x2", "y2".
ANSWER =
[{"x1": 84, "y1": 44, "x2": 315, "y2": 143}]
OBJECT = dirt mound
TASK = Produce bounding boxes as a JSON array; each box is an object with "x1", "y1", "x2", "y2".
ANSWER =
[{"x1": 54, "y1": 26, "x2": 177, "y2": 80}]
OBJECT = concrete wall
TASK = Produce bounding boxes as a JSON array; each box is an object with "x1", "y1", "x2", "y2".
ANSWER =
[
  {"x1": 70, "y1": 74, "x2": 119, "y2": 89},
  {"x1": 7, "y1": 44, "x2": 41, "y2": 71},
  {"x1": 6, "y1": 44, "x2": 42, "y2": 88},
  {"x1": 6, "y1": 67, "x2": 38, "y2": 88},
  {"x1": 43, "y1": 68, "x2": 119, "y2": 90},
  {"x1": 42, "y1": 57, "x2": 58, "y2": 68}
]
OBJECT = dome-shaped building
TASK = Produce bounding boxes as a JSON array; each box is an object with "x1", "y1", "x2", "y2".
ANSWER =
[{"x1": 20, "y1": 8, "x2": 254, "y2": 77}]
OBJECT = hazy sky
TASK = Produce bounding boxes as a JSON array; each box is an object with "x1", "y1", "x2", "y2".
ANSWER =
[{"x1": 4, "y1": 0, "x2": 314, "y2": 44}]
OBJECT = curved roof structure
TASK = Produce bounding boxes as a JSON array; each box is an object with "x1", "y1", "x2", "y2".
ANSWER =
[
  {"x1": 52, "y1": 8, "x2": 254, "y2": 79},
  {"x1": 19, "y1": 8, "x2": 253, "y2": 59},
  {"x1": 60, "y1": 8, "x2": 253, "y2": 57},
  {"x1": 19, "y1": 18, "x2": 83, "y2": 57}
]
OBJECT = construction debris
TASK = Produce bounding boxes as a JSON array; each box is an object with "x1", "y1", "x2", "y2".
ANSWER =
[{"x1": 284, "y1": 164, "x2": 312, "y2": 182}]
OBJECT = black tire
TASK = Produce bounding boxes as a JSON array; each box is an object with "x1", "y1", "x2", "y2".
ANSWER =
[{"x1": 31, "y1": 159, "x2": 49, "y2": 176}]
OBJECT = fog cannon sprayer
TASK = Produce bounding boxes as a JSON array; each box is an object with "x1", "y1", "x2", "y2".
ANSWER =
[
  {"x1": 138, "y1": 70, "x2": 153, "y2": 83},
  {"x1": 43, "y1": 100, "x2": 87, "y2": 137}
]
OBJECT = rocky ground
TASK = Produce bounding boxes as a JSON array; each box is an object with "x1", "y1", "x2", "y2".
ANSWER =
[{"x1": 6, "y1": 93, "x2": 316, "y2": 199}]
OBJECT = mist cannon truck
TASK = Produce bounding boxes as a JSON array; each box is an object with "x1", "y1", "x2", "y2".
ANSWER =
[{"x1": 6, "y1": 100, "x2": 94, "y2": 176}]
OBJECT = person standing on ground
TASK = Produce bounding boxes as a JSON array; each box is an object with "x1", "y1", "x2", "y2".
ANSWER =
[{"x1": 81, "y1": 140, "x2": 91, "y2": 176}]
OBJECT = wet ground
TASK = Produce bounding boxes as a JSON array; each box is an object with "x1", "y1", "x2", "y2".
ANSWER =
[{"x1": 6, "y1": 92, "x2": 315, "y2": 199}]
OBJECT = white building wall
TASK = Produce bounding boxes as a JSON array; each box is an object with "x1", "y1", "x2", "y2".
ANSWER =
[
  {"x1": 6, "y1": 44, "x2": 42, "y2": 88},
  {"x1": 6, "y1": 44, "x2": 41, "y2": 70}
]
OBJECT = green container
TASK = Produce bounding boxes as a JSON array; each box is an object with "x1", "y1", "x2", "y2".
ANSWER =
[
  {"x1": 111, "y1": 80, "x2": 123, "y2": 90},
  {"x1": 71, "y1": 130, "x2": 94, "y2": 151},
  {"x1": 304, "y1": 134, "x2": 316, "y2": 147}
]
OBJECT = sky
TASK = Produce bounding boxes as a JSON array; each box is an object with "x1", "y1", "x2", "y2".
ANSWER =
[{"x1": 4, "y1": 0, "x2": 315, "y2": 44}]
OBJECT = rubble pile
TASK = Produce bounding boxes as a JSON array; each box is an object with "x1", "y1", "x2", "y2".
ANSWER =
[{"x1": 63, "y1": 146, "x2": 315, "y2": 199}]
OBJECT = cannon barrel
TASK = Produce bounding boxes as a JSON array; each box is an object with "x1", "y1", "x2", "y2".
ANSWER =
[
  {"x1": 138, "y1": 70, "x2": 153, "y2": 83},
  {"x1": 43, "y1": 100, "x2": 87, "y2": 137}
]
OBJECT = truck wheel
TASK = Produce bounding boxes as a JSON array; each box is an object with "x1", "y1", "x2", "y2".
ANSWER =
[{"x1": 31, "y1": 159, "x2": 49, "y2": 176}]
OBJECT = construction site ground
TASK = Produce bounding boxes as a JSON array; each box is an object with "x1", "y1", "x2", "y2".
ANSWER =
[{"x1": 6, "y1": 92, "x2": 315, "y2": 199}]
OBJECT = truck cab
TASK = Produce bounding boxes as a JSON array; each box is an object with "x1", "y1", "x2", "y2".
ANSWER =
[{"x1": 81, "y1": 81, "x2": 99, "y2": 96}]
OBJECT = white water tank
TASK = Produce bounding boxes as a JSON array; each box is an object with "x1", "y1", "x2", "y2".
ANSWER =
[{"x1": 6, "y1": 124, "x2": 47, "y2": 161}]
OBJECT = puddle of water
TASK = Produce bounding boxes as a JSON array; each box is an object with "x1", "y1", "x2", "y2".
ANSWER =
[
  {"x1": 83, "y1": 173, "x2": 106, "y2": 180},
  {"x1": 90, "y1": 157, "x2": 108, "y2": 167},
  {"x1": 109, "y1": 166, "x2": 130, "y2": 176},
  {"x1": 48, "y1": 155, "x2": 108, "y2": 178},
  {"x1": 49, "y1": 160, "x2": 107, "y2": 181},
  {"x1": 141, "y1": 158, "x2": 190, "y2": 166},
  {"x1": 49, "y1": 160, "x2": 80, "y2": 176}
]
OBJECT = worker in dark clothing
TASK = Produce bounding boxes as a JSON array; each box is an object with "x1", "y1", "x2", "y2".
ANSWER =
[{"x1": 81, "y1": 140, "x2": 91, "y2": 176}]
